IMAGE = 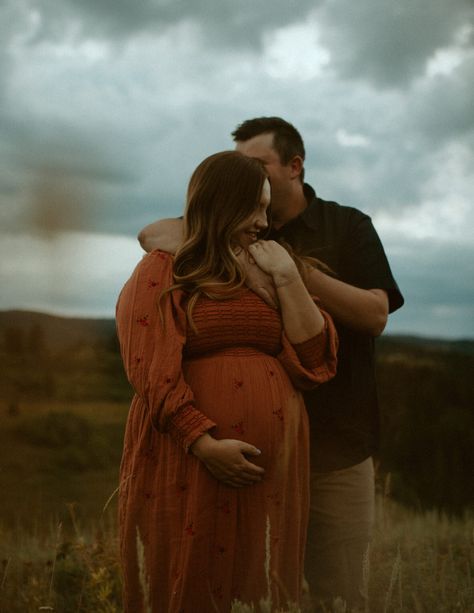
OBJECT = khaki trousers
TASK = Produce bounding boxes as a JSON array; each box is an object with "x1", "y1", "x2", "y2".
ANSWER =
[{"x1": 305, "y1": 457, "x2": 375, "y2": 611}]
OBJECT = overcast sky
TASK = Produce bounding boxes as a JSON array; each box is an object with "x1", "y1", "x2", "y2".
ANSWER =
[{"x1": 1, "y1": 0, "x2": 473, "y2": 339}]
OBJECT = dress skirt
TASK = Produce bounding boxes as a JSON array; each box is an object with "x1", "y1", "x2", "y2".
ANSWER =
[
  {"x1": 119, "y1": 347, "x2": 309, "y2": 612},
  {"x1": 115, "y1": 250, "x2": 338, "y2": 613}
]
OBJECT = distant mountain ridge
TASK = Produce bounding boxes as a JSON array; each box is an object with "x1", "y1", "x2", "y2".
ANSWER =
[
  {"x1": 0, "y1": 310, "x2": 116, "y2": 352},
  {"x1": 1, "y1": 309, "x2": 473, "y2": 355}
]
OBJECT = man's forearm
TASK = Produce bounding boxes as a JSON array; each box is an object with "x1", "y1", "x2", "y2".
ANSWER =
[
  {"x1": 137, "y1": 221, "x2": 388, "y2": 336},
  {"x1": 306, "y1": 267, "x2": 388, "y2": 336},
  {"x1": 138, "y1": 218, "x2": 184, "y2": 254}
]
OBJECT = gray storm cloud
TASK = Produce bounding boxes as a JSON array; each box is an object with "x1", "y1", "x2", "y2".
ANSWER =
[
  {"x1": 15, "y1": 0, "x2": 320, "y2": 47},
  {"x1": 316, "y1": 0, "x2": 474, "y2": 86},
  {"x1": 18, "y1": 0, "x2": 473, "y2": 86},
  {"x1": 0, "y1": 0, "x2": 473, "y2": 337}
]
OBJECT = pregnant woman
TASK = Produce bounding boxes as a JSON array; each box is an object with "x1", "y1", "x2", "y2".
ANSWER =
[{"x1": 115, "y1": 150, "x2": 337, "y2": 612}]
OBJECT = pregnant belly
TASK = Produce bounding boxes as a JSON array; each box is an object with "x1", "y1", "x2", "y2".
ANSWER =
[{"x1": 183, "y1": 349, "x2": 307, "y2": 471}]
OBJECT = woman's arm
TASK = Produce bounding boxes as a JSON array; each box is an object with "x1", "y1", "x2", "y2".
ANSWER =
[
  {"x1": 248, "y1": 240, "x2": 325, "y2": 342},
  {"x1": 248, "y1": 240, "x2": 338, "y2": 391}
]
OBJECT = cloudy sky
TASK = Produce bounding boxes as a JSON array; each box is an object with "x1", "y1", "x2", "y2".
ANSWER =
[{"x1": 1, "y1": 0, "x2": 473, "y2": 339}]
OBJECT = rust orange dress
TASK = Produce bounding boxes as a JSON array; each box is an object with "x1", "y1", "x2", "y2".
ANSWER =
[{"x1": 116, "y1": 250, "x2": 338, "y2": 613}]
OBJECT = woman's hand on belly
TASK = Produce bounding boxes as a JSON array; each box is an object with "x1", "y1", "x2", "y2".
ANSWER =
[{"x1": 190, "y1": 433, "x2": 265, "y2": 487}]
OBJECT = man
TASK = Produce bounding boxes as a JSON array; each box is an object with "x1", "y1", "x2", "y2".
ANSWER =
[{"x1": 139, "y1": 117, "x2": 404, "y2": 610}]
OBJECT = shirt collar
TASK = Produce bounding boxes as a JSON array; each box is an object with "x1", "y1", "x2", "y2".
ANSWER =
[{"x1": 268, "y1": 183, "x2": 319, "y2": 238}]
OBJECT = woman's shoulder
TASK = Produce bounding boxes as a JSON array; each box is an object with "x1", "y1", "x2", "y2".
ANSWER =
[
  {"x1": 129, "y1": 249, "x2": 174, "y2": 285},
  {"x1": 139, "y1": 249, "x2": 174, "y2": 268},
  {"x1": 147, "y1": 249, "x2": 174, "y2": 261}
]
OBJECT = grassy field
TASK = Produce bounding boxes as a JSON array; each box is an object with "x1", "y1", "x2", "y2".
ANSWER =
[
  {"x1": 0, "y1": 401, "x2": 128, "y2": 532},
  {"x1": 1, "y1": 402, "x2": 473, "y2": 612}
]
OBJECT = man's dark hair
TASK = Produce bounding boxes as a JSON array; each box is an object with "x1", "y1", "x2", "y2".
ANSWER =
[{"x1": 231, "y1": 116, "x2": 306, "y2": 181}]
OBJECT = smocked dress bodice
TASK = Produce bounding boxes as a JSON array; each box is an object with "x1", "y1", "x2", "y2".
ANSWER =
[{"x1": 184, "y1": 289, "x2": 282, "y2": 359}]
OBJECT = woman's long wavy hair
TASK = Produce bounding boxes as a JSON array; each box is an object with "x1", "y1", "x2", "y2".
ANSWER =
[{"x1": 161, "y1": 151, "x2": 268, "y2": 329}]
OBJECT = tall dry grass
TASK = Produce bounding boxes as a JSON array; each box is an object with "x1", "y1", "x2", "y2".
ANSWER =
[
  {"x1": 1, "y1": 493, "x2": 472, "y2": 612},
  {"x1": 0, "y1": 505, "x2": 121, "y2": 613},
  {"x1": 1, "y1": 404, "x2": 472, "y2": 611}
]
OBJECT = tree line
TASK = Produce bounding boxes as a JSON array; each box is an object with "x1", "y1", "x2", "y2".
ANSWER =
[{"x1": 1, "y1": 324, "x2": 473, "y2": 514}]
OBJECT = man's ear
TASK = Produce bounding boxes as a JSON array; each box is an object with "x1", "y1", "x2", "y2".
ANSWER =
[{"x1": 289, "y1": 156, "x2": 304, "y2": 180}]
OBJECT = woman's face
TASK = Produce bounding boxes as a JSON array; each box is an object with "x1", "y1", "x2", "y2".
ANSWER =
[{"x1": 232, "y1": 178, "x2": 271, "y2": 249}]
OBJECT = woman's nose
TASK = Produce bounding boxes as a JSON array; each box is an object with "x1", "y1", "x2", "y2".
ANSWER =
[{"x1": 255, "y1": 212, "x2": 268, "y2": 229}]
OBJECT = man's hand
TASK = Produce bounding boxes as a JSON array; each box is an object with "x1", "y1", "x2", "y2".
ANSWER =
[
  {"x1": 190, "y1": 433, "x2": 265, "y2": 487},
  {"x1": 138, "y1": 218, "x2": 184, "y2": 254},
  {"x1": 236, "y1": 249, "x2": 278, "y2": 309}
]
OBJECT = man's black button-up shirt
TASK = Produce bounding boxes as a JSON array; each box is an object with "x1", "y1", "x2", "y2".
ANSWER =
[{"x1": 268, "y1": 184, "x2": 404, "y2": 471}]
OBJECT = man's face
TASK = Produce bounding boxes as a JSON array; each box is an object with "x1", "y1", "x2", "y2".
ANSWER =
[{"x1": 235, "y1": 133, "x2": 293, "y2": 212}]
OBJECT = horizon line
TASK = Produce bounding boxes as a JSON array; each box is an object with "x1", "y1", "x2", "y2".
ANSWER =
[{"x1": 1, "y1": 307, "x2": 473, "y2": 344}]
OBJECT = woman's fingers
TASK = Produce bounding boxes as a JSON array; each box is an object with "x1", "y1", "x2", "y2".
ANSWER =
[
  {"x1": 238, "y1": 441, "x2": 261, "y2": 456},
  {"x1": 196, "y1": 438, "x2": 265, "y2": 487},
  {"x1": 249, "y1": 240, "x2": 299, "y2": 283},
  {"x1": 241, "y1": 253, "x2": 278, "y2": 307}
]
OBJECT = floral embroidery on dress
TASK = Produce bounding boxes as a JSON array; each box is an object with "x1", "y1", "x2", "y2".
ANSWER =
[
  {"x1": 231, "y1": 420, "x2": 245, "y2": 435},
  {"x1": 272, "y1": 408, "x2": 284, "y2": 422},
  {"x1": 184, "y1": 522, "x2": 195, "y2": 536},
  {"x1": 211, "y1": 585, "x2": 223, "y2": 600},
  {"x1": 136, "y1": 315, "x2": 149, "y2": 327}
]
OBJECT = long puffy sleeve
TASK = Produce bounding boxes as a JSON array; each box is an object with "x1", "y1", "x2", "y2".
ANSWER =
[
  {"x1": 277, "y1": 305, "x2": 338, "y2": 391},
  {"x1": 115, "y1": 250, "x2": 216, "y2": 451}
]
